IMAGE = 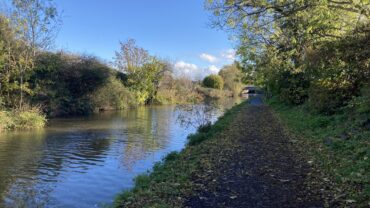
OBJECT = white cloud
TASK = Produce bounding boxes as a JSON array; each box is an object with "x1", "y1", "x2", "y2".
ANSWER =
[
  {"x1": 174, "y1": 61, "x2": 198, "y2": 74},
  {"x1": 173, "y1": 61, "x2": 222, "y2": 80},
  {"x1": 200, "y1": 53, "x2": 218, "y2": 63},
  {"x1": 174, "y1": 61, "x2": 201, "y2": 80},
  {"x1": 221, "y1": 49, "x2": 236, "y2": 62},
  {"x1": 207, "y1": 65, "x2": 220, "y2": 74}
]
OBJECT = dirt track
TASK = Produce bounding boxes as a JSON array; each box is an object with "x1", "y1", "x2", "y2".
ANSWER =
[{"x1": 185, "y1": 97, "x2": 325, "y2": 208}]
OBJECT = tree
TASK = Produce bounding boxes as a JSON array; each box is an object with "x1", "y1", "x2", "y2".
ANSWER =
[
  {"x1": 207, "y1": 0, "x2": 370, "y2": 111},
  {"x1": 218, "y1": 63, "x2": 244, "y2": 96},
  {"x1": 0, "y1": 15, "x2": 13, "y2": 105},
  {"x1": 114, "y1": 39, "x2": 170, "y2": 104},
  {"x1": 9, "y1": 0, "x2": 60, "y2": 108},
  {"x1": 115, "y1": 38, "x2": 150, "y2": 74},
  {"x1": 0, "y1": 14, "x2": 33, "y2": 108},
  {"x1": 11, "y1": 0, "x2": 60, "y2": 55},
  {"x1": 203, "y1": 74, "x2": 224, "y2": 90},
  {"x1": 144, "y1": 59, "x2": 172, "y2": 104},
  {"x1": 206, "y1": 0, "x2": 369, "y2": 73}
]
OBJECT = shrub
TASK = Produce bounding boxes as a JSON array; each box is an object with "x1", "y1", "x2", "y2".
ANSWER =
[
  {"x1": 14, "y1": 108, "x2": 47, "y2": 130},
  {"x1": 341, "y1": 85, "x2": 370, "y2": 128},
  {"x1": 155, "y1": 76, "x2": 203, "y2": 104},
  {"x1": 219, "y1": 64, "x2": 245, "y2": 96},
  {"x1": 32, "y1": 52, "x2": 113, "y2": 116},
  {"x1": 164, "y1": 151, "x2": 180, "y2": 162},
  {"x1": 0, "y1": 111, "x2": 14, "y2": 131},
  {"x1": 197, "y1": 122, "x2": 212, "y2": 133},
  {"x1": 197, "y1": 87, "x2": 233, "y2": 99},
  {"x1": 0, "y1": 107, "x2": 46, "y2": 131},
  {"x1": 90, "y1": 76, "x2": 134, "y2": 111},
  {"x1": 308, "y1": 80, "x2": 353, "y2": 114},
  {"x1": 277, "y1": 71, "x2": 309, "y2": 105},
  {"x1": 202, "y1": 75, "x2": 224, "y2": 90}
]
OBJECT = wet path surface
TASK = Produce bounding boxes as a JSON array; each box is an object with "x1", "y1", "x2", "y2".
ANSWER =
[{"x1": 185, "y1": 98, "x2": 324, "y2": 208}]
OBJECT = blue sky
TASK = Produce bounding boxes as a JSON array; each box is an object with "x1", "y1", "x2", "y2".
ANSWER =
[{"x1": 53, "y1": 0, "x2": 236, "y2": 79}]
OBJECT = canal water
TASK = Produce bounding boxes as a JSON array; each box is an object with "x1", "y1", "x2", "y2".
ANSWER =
[{"x1": 0, "y1": 100, "x2": 241, "y2": 207}]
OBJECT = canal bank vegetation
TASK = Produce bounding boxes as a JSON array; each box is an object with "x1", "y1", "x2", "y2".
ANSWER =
[
  {"x1": 0, "y1": 0, "x2": 60, "y2": 131},
  {"x1": 206, "y1": 0, "x2": 369, "y2": 205},
  {"x1": 0, "y1": 107, "x2": 46, "y2": 132},
  {"x1": 269, "y1": 95, "x2": 370, "y2": 205},
  {"x1": 197, "y1": 63, "x2": 246, "y2": 99},
  {"x1": 0, "y1": 0, "x2": 247, "y2": 132},
  {"x1": 114, "y1": 100, "x2": 247, "y2": 207}
]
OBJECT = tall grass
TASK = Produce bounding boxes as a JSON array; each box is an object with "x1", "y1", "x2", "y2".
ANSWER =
[
  {"x1": 0, "y1": 111, "x2": 14, "y2": 132},
  {"x1": 0, "y1": 107, "x2": 46, "y2": 132}
]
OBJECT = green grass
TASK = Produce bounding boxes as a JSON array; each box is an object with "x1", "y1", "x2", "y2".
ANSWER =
[
  {"x1": 0, "y1": 108, "x2": 46, "y2": 132},
  {"x1": 268, "y1": 97, "x2": 370, "y2": 206},
  {"x1": 114, "y1": 101, "x2": 247, "y2": 208},
  {"x1": 0, "y1": 110, "x2": 15, "y2": 131}
]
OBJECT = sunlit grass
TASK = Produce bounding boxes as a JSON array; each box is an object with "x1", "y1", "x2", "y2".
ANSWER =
[
  {"x1": 268, "y1": 97, "x2": 370, "y2": 206},
  {"x1": 0, "y1": 108, "x2": 46, "y2": 131}
]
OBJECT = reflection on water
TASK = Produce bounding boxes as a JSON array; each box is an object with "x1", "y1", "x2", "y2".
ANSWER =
[{"x1": 0, "y1": 99, "x2": 241, "y2": 208}]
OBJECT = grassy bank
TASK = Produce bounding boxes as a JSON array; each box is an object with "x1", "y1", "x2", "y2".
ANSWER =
[
  {"x1": 268, "y1": 98, "x2": 369, "y2": 206},
  {"x1": 0, "y1": 108, "x2": 46, "y2": 132},
  {"x1": 114, "y1": 101, "x2": 247, "y2": 208},
  {"x1": 197, "y1": 87, "x2": 234, "y2": 100}
]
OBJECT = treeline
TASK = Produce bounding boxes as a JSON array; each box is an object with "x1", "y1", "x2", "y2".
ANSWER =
[
  {"x1": 0, "y1": 31, "x2": 204, "y2": 118},
  {"x1": 200, "y1": 63, "x2": 245, "y2": 99},
  {"x1": 0, "y1": 0, "x2": 246, "y2": 131},
  {"x1": 0, "y1": 0, "x2": 205, "y2": 131},
  {"x1": 206, "y1": 0, "x2": 369, "y2": 205},
  {"x1": 207, "y1": 0, "x2": 369, "y2": 114}
]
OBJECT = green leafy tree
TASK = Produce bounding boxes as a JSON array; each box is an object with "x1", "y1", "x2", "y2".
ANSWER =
[
  {"x1": 203, "y1": 74, "x2": 224, "y2": 90},
  {"x1": 0, "y1": 0, "x2": 60, "y2": 109},
  {"x1": 32, "y1": 52, "x2": 112, "y2": 116},
  {"x1": 207, "y1": 0, "x2": 370, "y2": 112},
  {"x1": 218, "y1": 63, "x2": 244, "y2": 96},
  {"x1": 114, "y1": 39, "x2": 170, "y2": 104},
  {"x1": 0, "y1": 14, "x2": 33, "y2": 108}
]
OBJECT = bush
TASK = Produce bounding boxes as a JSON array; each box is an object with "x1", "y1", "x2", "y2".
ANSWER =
[
  {"x1": 32, "y1": 52, "x2": 113, "y2": 116},
  {"x1": 341, "y1": 85, "x2": 370, "y2": 128},
  {"x1": 155, "y1": 76, "x2": 203, "y2": 104},
  {"x1": 277, "y1": 71, "x2": 309, "y2": 105},
  {"x1": 0, "y1": 107, "x2": 46, "y2": 131},
  {"x1": 197, "y1": 122, "x2": 212, "y2": 133},
  {"x1": 90, "y1": 76, "x2": 134, "y2": 111},
  {"x1": 197, "y1": 87, "x2": 233, "y2": 99},
  {"x1": 202, "y1": 75, "x2": 224, "y2": 90},
  {"x1": 218, "y1": 64, "x2": 245, "y2": 97},
  {"x1": 308, "y1": 80, "x2": 353, "y2": 114},
  {"x1": 0, "y1": 111, "x2": 14, "y2": 131},
  {"x1": 14, "y1": 108, "x2": 46, "y2": 130}
]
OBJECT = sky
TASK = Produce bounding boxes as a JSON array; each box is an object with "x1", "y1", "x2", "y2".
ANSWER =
[{"x1": 52, "y1": 0, "x2": 236, "y2": 79}]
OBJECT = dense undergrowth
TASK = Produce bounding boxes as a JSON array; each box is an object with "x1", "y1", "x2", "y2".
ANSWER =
[
  {"x1": 268, "y1": 97, "x2": 370, "y2": 207},
  {"x1": 0, "y1": 107, "x2": 46, "y2": 132},
  {"x1": 114, "y1": 101, "x2": 247, "y2": 208}
]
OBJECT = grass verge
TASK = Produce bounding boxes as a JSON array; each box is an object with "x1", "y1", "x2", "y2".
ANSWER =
[
  {"x1": 268, "y1": 97, "x2": 369, "y2": 207},
  {"x1": 114, "y1": 101, "x2": 247, "y2": 208}
]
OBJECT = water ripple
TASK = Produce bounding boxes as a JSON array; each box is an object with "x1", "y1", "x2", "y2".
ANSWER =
[{"x1": 0, "y1": 100, "x2": 241, "y2": 208}]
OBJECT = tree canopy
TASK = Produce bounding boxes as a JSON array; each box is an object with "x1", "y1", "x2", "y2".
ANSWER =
[{"x1": 207, "y1": 0, "x2": 370, "y2": 112}]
